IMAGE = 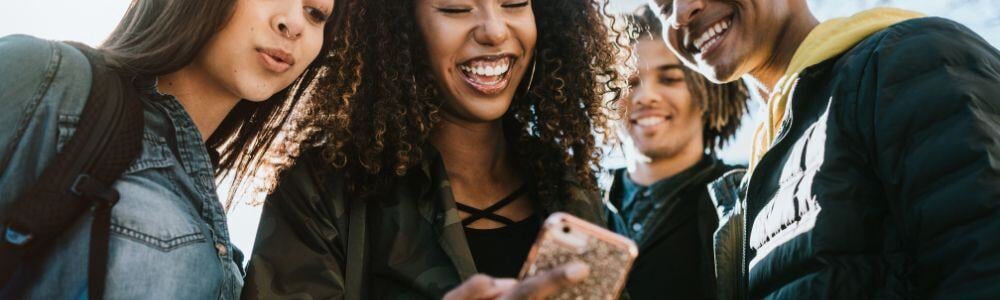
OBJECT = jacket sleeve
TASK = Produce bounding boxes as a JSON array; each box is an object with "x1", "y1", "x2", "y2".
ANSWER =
[
  {"x1": 0, "y1": 35, "x2": 90, "y2": 214},
  {"x1": 242, "y1": 153, "x2": 349, "y2": 299},
  {"x1": 865, "y1": 18, "x2": 1000, "y2": 298}
]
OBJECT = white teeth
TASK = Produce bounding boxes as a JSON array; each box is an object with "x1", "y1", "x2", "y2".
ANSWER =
[
  {"x1": 635, "y1": 117, "x2": 666, "y2": 127},
  {"x1": 461, "y1": 61, "x2": 510, "y2": 77},
  {"x1": 694, "y1": 19, "x2": 731, "y2": 53}
]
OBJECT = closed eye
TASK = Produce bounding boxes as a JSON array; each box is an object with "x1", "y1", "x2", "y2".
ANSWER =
[
  {"x1": 305, "y1": 6, "x2": 330, "y2": 23},
  {"x1": 437, "y1": 7, "x2": 472, "y2": 14},
  {"x1": 502, "y1": 1, "x2": 529, "y2": 8},
  {"x1": 659, "y1": 76, "x2": 684, "y2": 85}
]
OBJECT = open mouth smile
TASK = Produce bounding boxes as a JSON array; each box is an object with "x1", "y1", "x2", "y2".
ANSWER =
[
  {"x1": 630, "y1": 115, "x2": 674, "y2": 128},
  {"x1": 690, "y1": 16, "x2": 733, "y2": 56},
  {"x1": 458, "y1": 55, "x2": 515, "y2": 95}
]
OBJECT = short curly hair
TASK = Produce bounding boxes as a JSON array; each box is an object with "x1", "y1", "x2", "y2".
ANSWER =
[
  {"x1": 627, "y1": 4, "x2": 749, "y2": 151},
  {"x1": 304, "y1": 0, "x2": 629, "y2": 204}
]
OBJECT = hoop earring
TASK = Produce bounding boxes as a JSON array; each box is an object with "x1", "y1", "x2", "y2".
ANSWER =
[{"x1": 523, "y1": 58, "x2": 537, "y2": 97}]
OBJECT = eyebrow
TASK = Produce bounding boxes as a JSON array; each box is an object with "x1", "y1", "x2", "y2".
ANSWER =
[{"x1": 656, "y1": 64, "x2": 684, "y2": 71}]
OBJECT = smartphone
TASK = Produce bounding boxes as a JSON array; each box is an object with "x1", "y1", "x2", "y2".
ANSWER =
[{"x1": 519, "y1": 212, "x2": 638, "y2": 300}]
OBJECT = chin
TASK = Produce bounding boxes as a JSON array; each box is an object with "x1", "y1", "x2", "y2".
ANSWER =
[
  {"x1": 464, "y1": 106, "x2": 510, "y2": 122},
  {"x1": 449, "y1": 96, "x2": 515, "y2": 123},
  {"x1": 240, "y1": 81, "x2": 286, "y2": 102}
]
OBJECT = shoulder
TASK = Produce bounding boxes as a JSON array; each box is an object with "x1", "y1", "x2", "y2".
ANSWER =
[
  {"x1": 0, "y1": 34, "x2": 58, "y2": 71},
  {"x1": 847, "y1": 17, "x2": 1000, "y2": 78},
  {"x1": 0, "y1": 35, "x2": 93, "y2": 118},
  {"x1": 0, "y1": 35, "x2": 92, "y2": 86},
  {"x1": 266, "y1": 147, "x2": 349, "y2": 221},
  {"x1": 273, "y1": 148, "x2": 343, "y2": 199}
]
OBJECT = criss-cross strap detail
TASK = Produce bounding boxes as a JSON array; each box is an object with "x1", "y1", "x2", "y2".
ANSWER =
[{"x1": 455, "y1": 185, "x2": 528, "y2": 227}]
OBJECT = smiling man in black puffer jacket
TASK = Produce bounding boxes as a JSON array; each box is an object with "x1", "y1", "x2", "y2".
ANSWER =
[{"x1": 648, "y1": 0, "x2": 1000, "y2": 298}]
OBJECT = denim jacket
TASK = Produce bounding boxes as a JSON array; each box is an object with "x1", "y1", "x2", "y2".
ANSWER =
[{"x1": 0, "y1": 35, "x2": 243, "y2": 299}]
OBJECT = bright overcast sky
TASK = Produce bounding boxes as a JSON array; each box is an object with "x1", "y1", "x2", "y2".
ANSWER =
[{"x1": 3, "y1": 0, "x2": 996, "y2": 46}]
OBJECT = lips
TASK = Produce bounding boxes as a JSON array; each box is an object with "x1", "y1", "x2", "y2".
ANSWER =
[
  {"x1": 630, "y1": 114, "x2": 674, "y2": 129},
  {"x1": 688, "y1": 16, "x2": 733, "y2": 56},
  {"x1": 458, "y1": 55, "x2": 515, "y2": 95},
  {"x1": 257, "y1": 47, "x2": 295, "y2": 73}
]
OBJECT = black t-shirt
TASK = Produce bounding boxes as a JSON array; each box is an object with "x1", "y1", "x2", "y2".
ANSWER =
[{"x1": 463, "y1": 214, "x2": 542, "y2": 278}]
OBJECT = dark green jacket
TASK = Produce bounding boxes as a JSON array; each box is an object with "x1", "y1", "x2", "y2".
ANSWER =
[{"x1": 242, "y1": 147, "x2": 605, "y2": 299}]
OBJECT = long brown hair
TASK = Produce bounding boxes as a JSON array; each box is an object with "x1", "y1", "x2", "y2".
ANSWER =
[
  {"x1": 99, "y1": 0, "x2": 358, "y2": 208},
  {"x1": 306, "y1": 0, "x2": 628, "y2": 207},
  {"x1": 627, "y1": 5, "x2": 749, "y2": 151}
]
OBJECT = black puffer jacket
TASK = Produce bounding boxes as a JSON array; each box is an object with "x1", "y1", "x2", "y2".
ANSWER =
[{"x1": 711, "y1": 17, "x2": 1000, "y2": 299}]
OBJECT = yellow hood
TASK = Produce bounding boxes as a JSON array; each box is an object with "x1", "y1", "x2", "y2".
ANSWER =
[{"x1": 748, "y1": 8, "x2": 923, "y2": 172}]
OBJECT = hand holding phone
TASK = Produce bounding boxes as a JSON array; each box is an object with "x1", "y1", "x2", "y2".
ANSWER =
[
  {"x1": 443, "y1": 263, "x2": 590, "y2": 300},
  {"x1": 518, "y1": 212, "x2": 638, "y2": 300}
]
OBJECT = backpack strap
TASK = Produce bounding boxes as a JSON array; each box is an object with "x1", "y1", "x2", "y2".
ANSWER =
[{"x1": 0, "y1": 42, "x2": 143, "y2": 299}]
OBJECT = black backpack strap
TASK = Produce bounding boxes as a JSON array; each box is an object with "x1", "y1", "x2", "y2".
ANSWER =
[{"x1": 0, "y1": 42, "x2": 143, "y2": 299}]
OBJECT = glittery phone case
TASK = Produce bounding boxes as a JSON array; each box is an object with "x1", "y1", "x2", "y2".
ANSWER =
[{"x1": 519, "y1": 212, "x2": 638, "y2": 300}]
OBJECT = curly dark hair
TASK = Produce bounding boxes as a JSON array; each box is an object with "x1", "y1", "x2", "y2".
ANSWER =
[
  {"x1": 627, "y1": 4, "x2": 749, "y2": 151},
  {"x1": 304, "y1": 0, "x2": 628, "y2": 205}
]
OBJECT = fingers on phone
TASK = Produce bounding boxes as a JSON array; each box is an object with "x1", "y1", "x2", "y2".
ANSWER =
[
  {"x1": 504, "y1": 262, "x2": 590, "y2": 299},
  {"x1": 445, "y1": 274, "x2": 522, "y2": 300},
  {"x1": 446, "y1": 274, "x2": 499, "y2": 300}
]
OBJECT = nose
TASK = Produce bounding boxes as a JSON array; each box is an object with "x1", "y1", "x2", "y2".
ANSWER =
[
  {"x1": 630, "y1": 80, "x2": 663, "y2": 107},
  {"x1": 670, "y1": 0, "x2": 705, "y2": 29},
  {"x1": 473, "y1": 9, "x2": 510, "y2": 46},
  {"x1": 273, "y1": 10, "x2": 305, "y2": 40}
]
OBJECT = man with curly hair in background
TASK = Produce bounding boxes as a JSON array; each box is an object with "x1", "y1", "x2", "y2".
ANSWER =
[{"x1": 604, "y1": 6, "x2": 748, "y2": 299}]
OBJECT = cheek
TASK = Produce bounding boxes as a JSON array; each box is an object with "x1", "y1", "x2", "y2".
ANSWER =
[
  {"x1": 302, "y1": 33, "x2": 325, "y2": 68},
  {"x1": 662, "y1": 85, "x2": 693, "y2": 106},
  {"x1": 516, "y1": 14, "x2": 538, "y2": 53},
  {"x1": 665, "y1": 86, "x2": 700, "y2": 121},
  {"x1": 414, "y1": 13, "x2": 456, "y2": 72}
]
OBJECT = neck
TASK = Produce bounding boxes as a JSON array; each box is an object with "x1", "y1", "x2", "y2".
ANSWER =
[
  {"x1": 157, "y1": 66, "x2": 241, "y2": 142},
  {"x1": 430, "y1": 114, "x2": 519, "y2": 206},
  {"x1": 748, "y1": 7, "x2": 819, "y2": 99},
  {"x1": 629, "y1": 138, "x2": 705, "y2": 186}
]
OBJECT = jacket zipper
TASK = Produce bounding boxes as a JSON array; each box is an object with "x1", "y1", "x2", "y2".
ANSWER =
[{"x1": 740, "y1": 77, "x2": 801, "y2": 299}]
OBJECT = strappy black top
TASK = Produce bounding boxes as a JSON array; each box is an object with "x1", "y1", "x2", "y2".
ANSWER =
[{"x1": 457, "y1": 185, "x2": 542, "y2": 278}]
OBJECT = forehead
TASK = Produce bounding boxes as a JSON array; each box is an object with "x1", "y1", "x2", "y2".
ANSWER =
[{"x1": 635, "y1": 38, "x2": 681, "y2": 70}]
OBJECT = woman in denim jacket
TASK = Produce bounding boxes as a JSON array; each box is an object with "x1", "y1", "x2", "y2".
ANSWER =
[{"x1": 0, "y1": 0, "x2": 357, "y2": 298}]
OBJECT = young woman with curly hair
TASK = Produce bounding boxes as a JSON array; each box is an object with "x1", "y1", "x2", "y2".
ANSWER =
[{"x1": 241, "y1": 0, "x2": 627, "y2": 298}]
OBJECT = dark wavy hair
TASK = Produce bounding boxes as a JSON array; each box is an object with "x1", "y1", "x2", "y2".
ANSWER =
[
  {"x1": 627, "y1": 4, "x2": 749, "y2": 151},
  {"x1": 99, "y1": 0, "x2": 360, "y2": 208},
  {"x1": 305, "y1": 0, "x2": 628, "y2": 205}
]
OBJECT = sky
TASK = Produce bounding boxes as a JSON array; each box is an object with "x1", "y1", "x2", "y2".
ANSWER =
[{"x1": 3, "y1": 0, "x2": 997, "y2": 261}]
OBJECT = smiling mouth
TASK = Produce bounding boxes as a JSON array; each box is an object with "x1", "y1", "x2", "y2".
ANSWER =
[
  {"x1": 458, "y1": 55, "x2": 514, "y2": 95},
  {"x1": 631, "y1": 115, "x2": 673, "y2": 128},
  {"x1": 691, "y1": 16, "x2": 733, "y2": 55}
]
